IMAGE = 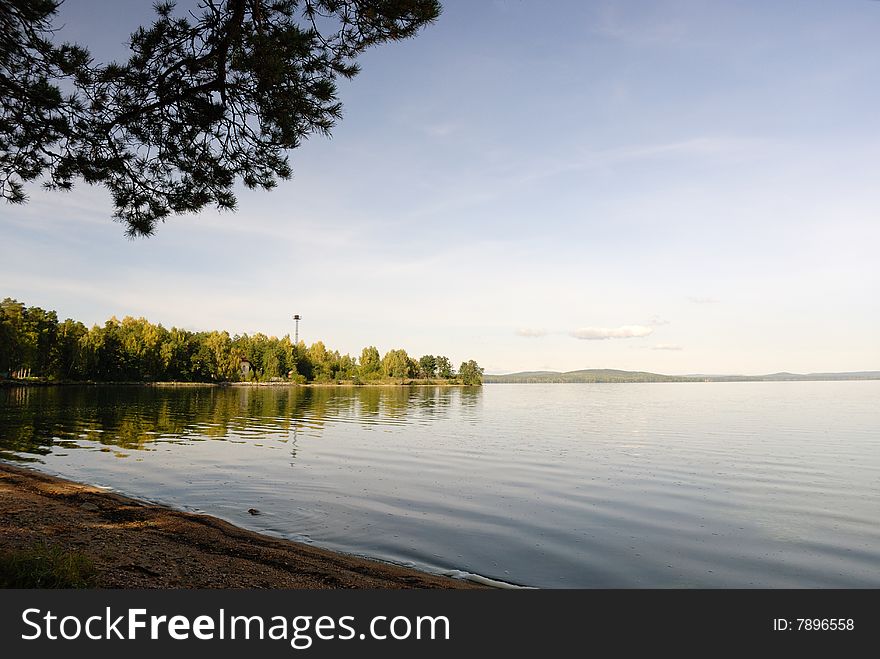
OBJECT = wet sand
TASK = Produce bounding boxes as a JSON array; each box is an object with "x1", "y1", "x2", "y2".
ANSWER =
[{"x1": 0, "y1": 463, "x2": 480, "y2": 589}]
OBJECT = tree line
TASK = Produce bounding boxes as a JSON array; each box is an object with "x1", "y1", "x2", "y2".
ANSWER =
[{"x1": 0, "y1": 298, "x2": 483, "y2": 385}]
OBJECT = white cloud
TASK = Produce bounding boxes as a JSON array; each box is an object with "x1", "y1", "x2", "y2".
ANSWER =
[
  {"x1": 652, "y1": 343, "x2": 683, "y2": 351},
  {"x1": 688, "y1": 296, "x2": 719, "y2": 304},
  {"x1": 516, "y1": 328, "x2": 548, "y2": 338},
  {"x1": 570, "y1": 325, "x2": 654, "y2": 340},
  {"x1": 647, "y1": 315, "x2": 670, "y2": 326}
]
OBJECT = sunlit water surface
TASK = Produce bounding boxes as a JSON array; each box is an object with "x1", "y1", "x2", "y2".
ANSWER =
[{"x1": 1, "y1": 382, "x2": 878, "y2": 587}]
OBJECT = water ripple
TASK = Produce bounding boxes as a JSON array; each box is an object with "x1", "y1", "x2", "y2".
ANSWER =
[{"x1": 1, "y1": 382, "x2": 878, "y2": 587}]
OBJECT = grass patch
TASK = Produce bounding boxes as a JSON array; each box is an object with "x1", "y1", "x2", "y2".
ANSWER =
[{"x1": 0, "y1": 542, "x2": 96, "y2": 588}]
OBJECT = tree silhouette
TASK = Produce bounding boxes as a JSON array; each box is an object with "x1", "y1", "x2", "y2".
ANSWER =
[{"x1": 0, "y1": 0, "x2": 441, "y2": 235}]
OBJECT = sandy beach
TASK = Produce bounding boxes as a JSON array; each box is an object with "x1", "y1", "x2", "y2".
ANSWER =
[{"x1": 0, "y1": 463, "x2": 479, "y2": 589}]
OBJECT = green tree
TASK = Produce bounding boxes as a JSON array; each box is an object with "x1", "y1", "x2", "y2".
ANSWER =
[
  {"x1": 359, "y1": 346, "x2": 381, "y2": 380},
  {"x1": 381, "y1": 348, "x2": 413, "y2": 381},
  {"x1": 23, "y1": 304, "x2": 58, "y2": 376},
  {"x1": 242, "y1": 332, "x2": 273, "y2": 380},
  {"x1": 189, "y1": 332, "x2": 213, "y2": 380},
  {"x1": 160, "y1": 327, "x2": 196, "y2": 381},
  {"x1": 0, "y1": 298, "x2": 27, "y2": 374},
  {"x1": 418, "y1": 354, "x2": 437, "y2": 378},
  {"x1": 118, "y1": 316, "x2": 167, "y2": 380},
  {"x1": 1, "y1": 0, "x2": 441, "y2": 235},
  {"x1": 307, "y1": 340, "x2": 332, "y2": 381},
  {"x1": 335, "y1": 353, "x2": 357, "y2": 381},
  {"x1": 291, "y1": 340, "x2": 312, "y2": 381},
  {"x1": 51, "y1": 318, "x2": 87, "y2": 379},
  {"x1": 81, "y1": 319, "x2": 126, "y2": 380},
  {"x1": 435, "y1": 355, "x2": 454, "y2": 379},
  {"x1": 262, "y1": 344, "x2": 282, "y2": 380},
  {"x1": 203, "y1": 330, "x2": 235, "y2": 380},
  {"x1": 0, "y1": 300, "x2": 60, "y2": 377},
  {"x1": 458, "y1": 359, "x2": 484, "y2": 386},
  {"x1": 278, "y1": 335, "x2": 299, "y2": 380}
]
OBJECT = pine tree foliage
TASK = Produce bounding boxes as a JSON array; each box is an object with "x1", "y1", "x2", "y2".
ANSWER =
[{"x1": 0, "y1": 0, "x2": 441, "y2": 235}]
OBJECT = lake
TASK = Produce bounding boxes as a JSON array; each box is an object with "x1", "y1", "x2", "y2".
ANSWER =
[{"x1": 1, "y1": 382, "x2": 878, "y2": 588}]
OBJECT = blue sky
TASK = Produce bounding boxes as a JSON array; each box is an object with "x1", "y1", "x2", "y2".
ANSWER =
[{"x1": 2, "y1": 0, "x2": 879, "y2": 374}]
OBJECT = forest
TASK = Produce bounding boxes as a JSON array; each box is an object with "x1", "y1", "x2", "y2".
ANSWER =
[{"x1": 0, "y1": 299, "x2": 483, "y2": 385}]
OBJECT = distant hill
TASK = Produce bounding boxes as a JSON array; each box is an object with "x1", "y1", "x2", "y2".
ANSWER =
[
  {"x1": 763, "y1": 371, "x2": 880, "y2": 381},
  {"x1": 484, "y1": 369, "x2": 695, "y2": 383},
  {"x1": 483, "y1": 369, "x2": 880, "y2": 384}
]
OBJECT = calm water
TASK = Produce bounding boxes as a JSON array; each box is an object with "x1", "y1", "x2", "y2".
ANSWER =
[{"x1": 1, "y1": 382, "x2": 878, "y2": 588}]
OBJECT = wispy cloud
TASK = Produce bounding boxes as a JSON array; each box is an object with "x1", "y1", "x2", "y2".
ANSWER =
[
  {"x1": 688, "y1": 296, "x2": 719, "y2": 304},
  {"x1": 647, "y1": 315, "x2": 670, "y2": 326},
  {"x1": 592, "y1": 8, "x2": 689, "y2": 48},
  {"x1": 516, "y1": 328, "x2": 548, "y2": 338},
  {"x1": 652, "y1": 343, "x2": 683, "y2": 351},
  {"x1": 570, "y1": 325, "x2": 654, "y2": 340},
  {"x1": 608, "y1": 137, "x2": 767, "y2": 162},
  {"x1": 504, "y1": 136, "x2": 774, "y2": 192},
  {"x1": 423, "y1": 122, "x2": 459, "y2": 138}
]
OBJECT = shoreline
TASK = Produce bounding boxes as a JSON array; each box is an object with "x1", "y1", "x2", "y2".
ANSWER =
[
  {"x1": 0, "y1": 380, "x2": 478, "y2": 388},
  {"x1": 0, "y1": 463, "x2": 481, "y2": 589}
]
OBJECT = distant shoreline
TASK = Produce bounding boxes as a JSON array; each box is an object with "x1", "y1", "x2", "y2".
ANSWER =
[{"x1": 483, "y1": 369, "x2": 880, "y2": 384}]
